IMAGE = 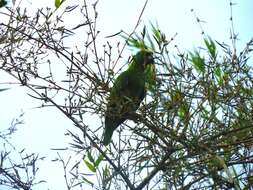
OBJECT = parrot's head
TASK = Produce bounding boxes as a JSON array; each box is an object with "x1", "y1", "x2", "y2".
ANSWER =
[
  {"x1": 131, "y1": 50, "x2": 154, "y2": 71},
  {"x1": 137, "y1": 50, "x2": 154, "y2": 66}
]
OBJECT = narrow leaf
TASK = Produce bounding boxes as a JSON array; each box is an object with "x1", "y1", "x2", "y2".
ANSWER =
[
  {"x1": 102, "y1": 165, "x2": 109, "y2": 177},
  {"x1": 189, "y1": 51, "x2": 205, "y2": 73},
  {"x1": 82, "y1": 177, "x2": 94, "y2": 186},
  {"x1": 55, "y1": 0, "x2": 61, "y2": 8},
  {"x1": 204, "y1": 37, "x2": 217, "y2": 58},
  {"x1": 87, "y1": 151, "x2": 95, "y2": 163},
  {"x1": 95, "y1": 154, "x2": 104, "y2": 167},
  {"x1": 84, "y1": 160, "x2": 96, "y2": 173}
]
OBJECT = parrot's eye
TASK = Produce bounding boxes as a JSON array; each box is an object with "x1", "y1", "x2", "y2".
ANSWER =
[{"x1": 147, "y1": 54, "x2": 154, "y2": 63}]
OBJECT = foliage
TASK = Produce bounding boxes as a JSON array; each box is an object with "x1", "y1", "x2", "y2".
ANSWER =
[{"x1": 0, "y1": 0, "x2": 253, "y2": 189}]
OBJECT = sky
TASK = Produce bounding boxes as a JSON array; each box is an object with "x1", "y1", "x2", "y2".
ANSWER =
[{"x1": 0, "y1": 0, "x2": 252, "y2": 189}]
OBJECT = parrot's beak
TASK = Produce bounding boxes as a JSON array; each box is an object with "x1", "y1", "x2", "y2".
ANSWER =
[{"x1": 144, "y1": 52, "x2": 154, "y2": 68}]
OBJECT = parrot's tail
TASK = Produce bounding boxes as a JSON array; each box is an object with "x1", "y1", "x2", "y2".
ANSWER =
[
  {"x1": 102, "y1": 117, "x2": 124, "y2": 146},
  {"x1": 102, "y1": 130, "x2": 113, "y2": 146}
]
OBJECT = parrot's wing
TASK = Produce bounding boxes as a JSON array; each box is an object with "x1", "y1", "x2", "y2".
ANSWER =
[
  {"x1": 112, "y1": 71, "x2": 130, "y2": 96},
  {"x1": 102, "y1": 71, "x2": 130, "y2": 145},
  {"x1": 106, "y1": 71, "x2": 131, "y2": 117}
]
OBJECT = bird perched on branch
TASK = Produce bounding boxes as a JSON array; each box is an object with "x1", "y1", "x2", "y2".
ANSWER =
[{"x1": 102, "y1": 50, "x2": 155, "y2": 145}]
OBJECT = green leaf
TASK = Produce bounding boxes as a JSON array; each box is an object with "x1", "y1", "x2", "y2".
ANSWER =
[
  {"x1": 201, "y1": 106, "x2": 209, "y2": 120},
  {"x1": 204, "y1": 37, "x2": 217, "y2": 59},
  {"x1": 82, "y1": 176, "x2": 94, "y2": 186},
  {"x1": 141, "y1": 26, "x2": 146, "y2": 38},
  {"x1": 125, "y1": 36, "x2": 146, "y2": 50},
  {"x1": 153, "y1": 28, "x2": 162, "y2": 44},
  {"x1": 178, "y1": 106, "x2": 185, "y2": 119},
  {"x1": 241, "y1": 87, "x2": 253, "y2": 96},
  {"x1": 214, "y1": 66, "x2": 221, "y2": 78},
  {"x1": 151, "y1": 23, "x2": 165, "y2": 49},
  {"x1": 102, "y1": 165, "x2": 109, "y2": 177},
  {"x1": 146, "y1": 24, "x2": 155, "y2": 50},
  {"x1": 87, "y1": 151, "x2": 95, "y2": 163},
  {"x1": 55, "y1": 0, "x2": 61, "y2": 8},
  {"x1": 84, "y1": 160, "x2": 96, "y2": 173},
  {"x1": 178, "y1": 103, "x2": 188, "y2": 121},
  {"x1": 189, "y1": 51, "x2": 205, "y2": 73},
  {"x1": 214, "y1": 66, "x2": 223, "y2": 85},
  {"x1": 94, "y1": 153, "x2": 104, "y2": 167},
  {"x1": 121, "y1": 25, "x2": 155, "y2": 51}
]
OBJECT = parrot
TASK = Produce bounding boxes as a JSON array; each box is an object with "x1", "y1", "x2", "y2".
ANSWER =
[{"x1": 102, "y1": 50, "x2": 154, "y2": 145}]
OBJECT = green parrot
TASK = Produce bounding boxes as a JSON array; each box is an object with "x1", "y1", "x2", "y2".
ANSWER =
[{"x1": 102, "y1": 50, "x2": 154, "y2": 145}]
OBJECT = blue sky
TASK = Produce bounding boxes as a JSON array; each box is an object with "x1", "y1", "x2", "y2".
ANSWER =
[{"x1": 0, "y1": 0, "x2": 252, "y2": 189}]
